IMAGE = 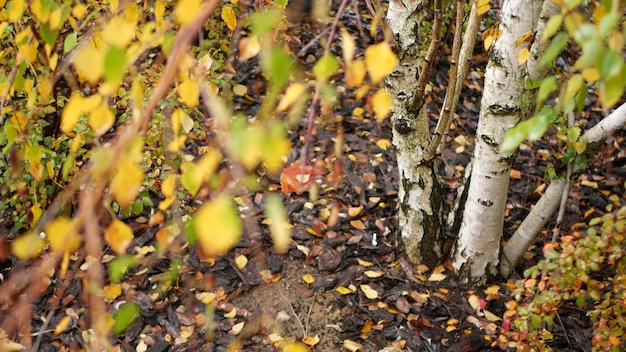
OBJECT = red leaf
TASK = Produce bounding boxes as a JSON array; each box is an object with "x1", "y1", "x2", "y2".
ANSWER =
[{"x1": 280, "y1": 160, "x2": 315, "y2": 194}]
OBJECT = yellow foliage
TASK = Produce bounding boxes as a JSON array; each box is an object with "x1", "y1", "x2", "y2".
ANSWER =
[
  {"x1": 365, "y1": 42, "x2": 397, "y2": 85},
  {"x1": 194, "y1": 195, "x2": 242, "y2": 258},
  {"x1": 46, "y1": 216, "x2": 81, "y2": 254},
  {"x1": 11, "y1": 232, "x2": 46, "y2": 260},
  {"x1": 73, "y1": 44, "x2": 104, "y2": 84},
  {"x1": 175, "y1": 0, "x2": 202, "y2": 25},
  {"x1": 61, "y1": 93, "x2": 102, "y2": 134},
  {"x1": 111, "y1": 160, "x2": 144, "y2": 208},
  {"x1": 104, "y1": 220, "x2": 134, "y2": 255},
  {"x1": 102, "y1": 17, "x2": 136, "y2": 48},
  {"x1": 178, "y1": 78, "x2": 200, "y2": 108}
]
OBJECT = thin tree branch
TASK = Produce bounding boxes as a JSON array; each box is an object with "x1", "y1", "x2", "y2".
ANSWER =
[
  {"x1": 425, "y1": 0, "x2": 480, "y2": 161},
  {"x1": 409, "y1": 0, "x2": 443, "y2": 111}
]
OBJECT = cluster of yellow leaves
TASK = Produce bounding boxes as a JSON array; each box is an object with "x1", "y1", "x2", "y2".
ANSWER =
[{"x1": 341, "y1": 30, "x2": 397, "y2": 122}]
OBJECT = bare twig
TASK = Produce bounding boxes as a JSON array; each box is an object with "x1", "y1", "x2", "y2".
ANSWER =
[
  {"x1": 279, "y1": 292, "x2": 306, "y2": 338},
  {"x1": 552, "y1": 111, "x2": 576, "y2": 242},
  {"x1": 409, "y1": 0, "x2": 444, "y2": 112},
  {"x1": 425, "y1": 0, "x2": 480, "y2": 161}
]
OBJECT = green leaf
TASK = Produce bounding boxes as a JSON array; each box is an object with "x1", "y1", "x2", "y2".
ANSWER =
[
  {"x1": 313, "y1": 53, "x2": 339, "y2": 82},
  {"x1": 564, "y1": 74, "x2": 584, "y2": 102},
  {"x1": 537, "y1": 76, "x2": 557, "y2": 107},
  {"x1": 64, "y1": 32, "x2": 77, "y2": 53},
  {"x1": 542, "y1": 14, "x2": 562, "y2": 41},
  {"x1": 108, "y1": 255, "x2": 140, "y2": 283},
  {"x1": 598, "y1": 12, "x2": 620, "y2": 38},
  {"x1": 112, "y1": 302, "x2": 140, "y2": 335},
  {"x1": 39, "y1": 23, "x2": 58, "y2": 47},
  {"x1": 541, "y1": 32, "x2": 569, "y2": 67},
  {"x1": 599, "y1": 49, "x2": 623, "y2": 78},
  {"x1": 103, "y1": 46, "x2": 127, "y2": 84},
  {"x1": 527, "y1": 114, "x2": 549, "y2": 142},
  {"x1": 599, "y1": 75, "x2": 626, "y2": 108},
  {"x1": 573, "y1": 41, "x2": 603, "y2": 70},
  {"x1": 248, "y1": 11, "x2": 281, "y2": 37},
  {"x1": 572, "y1": 23, "x2": 596, "y2": 45},
  {"x1": 261, "y1": 46, "x2": 293, "y2": 91},
  {"x1": 501, "y1": 121, "x2": 529, "y2": 152}
]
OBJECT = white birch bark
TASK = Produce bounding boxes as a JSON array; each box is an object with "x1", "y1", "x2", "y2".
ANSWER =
[
  {"x1": 501, "y1": 102, "x2": 626, "y2": 277},
  {"x1": 387, "y1": 0, "x2": 444, "y2": 268},
  {"x1": 452, "y1": 0, "x2": 544, "y2": 283}
]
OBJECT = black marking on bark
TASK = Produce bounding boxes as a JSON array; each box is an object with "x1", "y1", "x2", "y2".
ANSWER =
[
  {"x1": 480, "y1": 134, "x2": 499, "y2": 148},
  {"x1": 478, "y1": 198, "x2": 493, "y2": 207}
]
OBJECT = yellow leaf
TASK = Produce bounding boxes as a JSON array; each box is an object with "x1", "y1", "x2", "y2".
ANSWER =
[
  {"x1": 73, "y1": 44, "x2": 104, "y2": 84},
  {"x1": 468, "y1": 294, "x2": 481, "y2": 311},
  {"x1": 484, "y1": 309, "x2": 502, "y2": 322},
  {"x1": 336, "y1": 286, "x2": 354, "y2": 295},
  {"x1": 178, "y1": 78, "x2": 199, "y2": 108},
  {"x1": 360, "y1": 284, "x2": 379, "y2": 299},
  {"x1": 427, "y1": 272, "x2": 447, "y2": 281},
  {"x1": 283, "y1": 342, "x2": 310, "y2": 352},
  {"x1": 343, "y1": 339, "x2": 363, "y2": 352},
  {"x1": 194, "y1": 195, "x2": 242, "y2": 258},
  {"x1": 181, "y1": 149, "x2": 221, "y2": 196},
  {"x1": 102, "y1": 17, "x2": 136, "y2": 48},
  {"x1": 302, "y1": 335, "x2": 320, "y2": 346},
  {"x1": 104, "y1": 220, "x2": 134, "y2": 255},
  {"x1": 221, "y1": 5, "x2": 236, "y2": 31},
  {"x1": 265, "y1": 194, "x2": 291, "y2": 254},
  {"x1": 477, "y1": 0, "x2": 490, "y2": 16},
  {"x1": 111, "y1": 161, "x2": 143, "y2": 208},
  {"x1": 371, "y1": 89, "x2": 392, "y2": 122},
  {"x1": 230, "y1": 321, "x2": 244, "y2": 334},
  {"x1": 302, "y1": 274, "x2": 315, "y2": 284},
  {"x1": 102, "y1": 283, "x2": 122, "y2": 302},
  {"x1": 9, "y1": 0, "x2": 26, "y2": 22},
  {"x1": 357, "y1": 258, "x2": 373, "y2": 267},
  {"x1": 31, "y1": 204, "x2": 42, "y2": 224},
  {"x1": 30, "y1": 0, "x2": 49, "y2": 22},
  {"x1": 364, "y1": 270, "x2": 384, "y2": 278},
  {"x1": 54, "y1": 316, "x2": 72, "y2": 336},
  {"x1": 171, "y1": 108, "x2": 186, "y2": 135},
  {"x1": 175, "y1": 0, "x2": 202, "y2": 25},
  {"x1": 517, "y1": 47, "x2": 530, "y2": 66},
  {"x1": 276, "y1": 83, "x2": 307, "y2": 113},
  {"x1": 376, "y1": 139, "x2": 392, "y2": 150},
  {"x1": 72, "y1": 4, "x2": 87, "y2": 19},
  {"x1": 49, "y1": 8, "x2": 62, "y2": 29},
  {"x1": 159, "y1": 174, "x2": 177, "y2": 210},
  {"x1": 341, "y1": 28, "x2": 356, "y2": 64},
  {"x1": 515, "y1": 30, "x2": 534, "y2": 47},
  {"x1": 345, "y1": 59, "x2": 366, "y2": 87},
  {"x1": 46, "y1": 217, "x2": 81, "y2": 253},
  {"x1": 482, "y1": 27, "x2": 502, "y2": 52},
  {"x1": 224, "y1": 307, "x2": 237, "y2": 318},
  {"x1": 89, "y1": 104, "x2": 115, "y2": 137},
  {"x1": 238, "y1": 35, "x2": 260, "y2": 61},
  {"x1": 485, "y1": 285, "x2": 500, "y2": 295},
  {"x1": 365, "y1": 42, "x2": 397, "y2": 84},
  {"x1": 12, "y1": 232, "x2": 45, "y2": 260},
  {"x1": 581, "y1": 67, "x2": 600, "y2": 83},
  {"x1": 235, "y1": 254, "x2": 248, "y2": 269}
]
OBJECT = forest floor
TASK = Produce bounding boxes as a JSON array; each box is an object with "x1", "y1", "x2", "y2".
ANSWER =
[{"x1": 2, "y1": 2, "x2": 626, "y2": 352}]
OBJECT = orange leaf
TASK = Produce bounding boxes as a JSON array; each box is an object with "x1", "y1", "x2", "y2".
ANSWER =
[{"x1": 280, "y1": 161, "x2": 315, "y2": 194}]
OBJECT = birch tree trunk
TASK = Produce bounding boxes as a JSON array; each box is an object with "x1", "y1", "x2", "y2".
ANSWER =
[
  {"x1": 387, "y1": 0, "x2": 444, "y2": 268},
  {"x1": 451, "y1": 0, "x2": 543, "y2": 283}
]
